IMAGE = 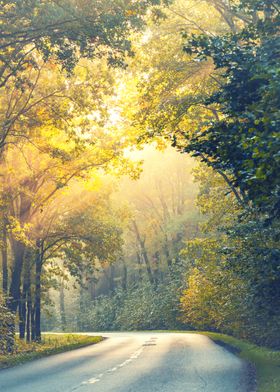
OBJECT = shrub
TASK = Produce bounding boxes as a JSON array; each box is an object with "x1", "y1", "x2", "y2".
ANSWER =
[{"x1": 0, "y1": 296, "x2": 15, "y2": 354}]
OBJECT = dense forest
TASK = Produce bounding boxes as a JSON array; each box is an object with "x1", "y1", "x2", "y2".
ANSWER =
[{"x1": 0, "y1": 0, "x2": 279, "y2": 355}]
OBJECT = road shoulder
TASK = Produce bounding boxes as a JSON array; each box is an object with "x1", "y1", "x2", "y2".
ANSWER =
[{"x1": 0, "y1": 334, "x2": 103, "y2": 370}]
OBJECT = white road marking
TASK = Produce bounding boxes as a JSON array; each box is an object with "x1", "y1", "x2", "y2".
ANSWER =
[
  {"x1": 130, "y1": 348, "x2": 143, "y2": 359},
  {"x1": 86, "y1": 378, "x2": 101, "y2": 384},
  {"x1": 108, "y1": 367, "x2": 118, "y2": 372},
  {"x1": 81, "y1": 373, "x2": 104, "y2": 385},
  {"x1": 78, "y1": 341, "x2": 154, "y2": 389}
]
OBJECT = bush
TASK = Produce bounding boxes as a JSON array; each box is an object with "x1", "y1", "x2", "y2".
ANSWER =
[
  {"x1": 0, "y1": 297, "x2": 15, "y2": 354},
  {"x1": 78, "y1": 272, "x2": 186, "y2": 331}
]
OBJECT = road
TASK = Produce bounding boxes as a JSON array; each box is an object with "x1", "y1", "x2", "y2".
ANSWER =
[{"x1": 0, "y1": 332, "x2": 250, "y2": 392}]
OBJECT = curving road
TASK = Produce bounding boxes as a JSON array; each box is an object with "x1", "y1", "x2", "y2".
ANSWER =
[{"x1": 0, "y1": 332, "x2": 249, "y2": 392}]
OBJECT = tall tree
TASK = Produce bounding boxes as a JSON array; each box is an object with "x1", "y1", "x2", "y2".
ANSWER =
[
  {"x1": 0, "y1": 0, "x2": 171, "y2": 87},
  {"x1": 179, "y1": 0, "x2": 280, "y2": 217}
]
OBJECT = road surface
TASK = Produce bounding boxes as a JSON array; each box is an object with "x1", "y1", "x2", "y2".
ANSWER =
[{"x1": 0, "y1": 332, "x2": 250, "y2": 392}]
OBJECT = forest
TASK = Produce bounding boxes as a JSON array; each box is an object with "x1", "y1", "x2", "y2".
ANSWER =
[{"x1": 0, "y1": 0, "x2": 279, "y2": 358}]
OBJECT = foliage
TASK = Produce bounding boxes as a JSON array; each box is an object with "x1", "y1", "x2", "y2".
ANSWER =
[
  {"x1": 180, "y1": 164, "x2": 280, "y2": 348},
  {"x1": 181, "y1": 1, "x2": 280, "y2": 216},
  {"x1": 0, "y1": 295, "x2": 15, "y2": 354},
  {"x1": 0, "y1": 0, "x2": 171, "y2": 348},
  {"x1": 45, "y1": 188, "x2": 125, "y2": 283},
  {"x1": 176, "y1": 1, "x2": 280, "y2": 349},
  {"x1": 77, "y1": 268, "x2": 186, "y2": 331},
  {"x1": 120, "y1": 0, "x2": 225, "y2": 144},
  {"x1": 40, "y1": 147, "x2": 199, "y2": 335},
  {"x1": 0, "y1": 0, "x2": 171, "y2": 87},
  {"x1": 115, "y1": 279, "x2": 183, "y2": 330}
]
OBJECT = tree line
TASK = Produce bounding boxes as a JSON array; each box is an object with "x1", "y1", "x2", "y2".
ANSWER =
[
  {"x1": 0, "y1": 0, "x2": 279, "y2": 351},
  {"x1": 0, "y1": 0, "x2": 170, "y2": 350},
  {"x1": 125, "y1": 0, "x2": 280, "y2": 347}
]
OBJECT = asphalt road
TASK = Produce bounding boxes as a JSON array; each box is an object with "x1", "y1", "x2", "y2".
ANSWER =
[{"x1": 0, "y1": 332, "x2": 249, "y2": 392}]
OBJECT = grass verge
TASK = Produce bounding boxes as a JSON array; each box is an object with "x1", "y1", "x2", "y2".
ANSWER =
[
  {"x1": 195, "y1": 332, "x2": 280, "y2": 392},
  {"x1": 0, "y1": 334, "x2": 103, "y2": 369}
]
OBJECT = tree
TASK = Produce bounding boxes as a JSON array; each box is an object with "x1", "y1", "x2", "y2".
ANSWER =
[
  {"x1": 0, "y1": 0, "x2": 172, "y2": 164},
  {"x1": 118, "y1": 147, "x2": 199, "y2": 283},
  {"x1": 117, "y1": 0, "x2": 230, "y2": 145},
  {"x1": 181, "y1": 1, "x2": 280, "y2": 217},
  {"x1": 180, "y1": 164, "x2": 280, "y2": 348},
  {"x1": 0, "y1": 52, "x2": 139, "y2": 344},
  {"x1": 0, "y1": 293, "x2": 15, "y2": 353},
  {"x1": 0, "y1": 0, "x2": 171, "y2": 87}
]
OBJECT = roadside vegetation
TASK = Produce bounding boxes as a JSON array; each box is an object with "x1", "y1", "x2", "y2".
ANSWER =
[{"x1": 0, "y1": 334, "x2": 103, "y2": 369}]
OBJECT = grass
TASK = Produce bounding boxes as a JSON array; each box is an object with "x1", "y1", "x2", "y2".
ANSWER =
[
  {"x1": 0, "y1": 333, "x2": 103, "y2": 369},
  {"x1": 192, "y1": 331, "x2": 280, "y2": 392}
]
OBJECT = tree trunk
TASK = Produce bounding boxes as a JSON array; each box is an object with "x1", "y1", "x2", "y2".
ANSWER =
[
  {"x1": 141, "y1": 245, "x2": 154, "y2": 285},
  {"x1": 31, "y1": 305, "x2": 35, "y2": 341},
  {"x1": 19, "y1": 296, "x2": 26, "y2": 340},
  {"x1": 59, "y1": 279, "x2": 66, "y2": 331},
  {"x1": 26, "y1": 286, "x2": 32, "y2": 342},
  {"x1": 6, "y1": 240, "x2": 25, "y2": 351},
  {"x1": 8, "y1": 240, "x2": 25, "y2": 313},
  {"x1": 3, "y1": 233, "x2": 21, "y2": 353},
  {"x1": 78, "y1": 284, "x2": 85, "y2": 331},
  {"x1": 90, "y1": 278, "x2": 96, "y2": 300},
  {"x1": 132, "y1": 220, "x2": 154, "y2": 285},
  {"x1": 34, "y1": 240, "x2": 42, "y2": 342},
  {"x1": 109, "y1": 264, "x2": 115, "y2": 293},
  {"x1": 136, "y1": 252, "x2": 143, "y2": 282},
  {"x1": 164, "y1": 234, "x2": 172, "y2": 270},
  {"x1": 152, "y1": 251, "x2": 160, "y2": 285},
  {"x1": 121, "y1": 258, "x2": 128, "y2": 290},
  {"x1": 2, "y1": 220, "x2": 8, "y2": 294},
  {"x1": 159, "y1": 194, "x2": 171, "y2": 222},
  {"x1": 20, "y1": 250, "x2": 34, "y2": 341},
  {"x1": 25, "y1": 250, "x2": 32, "y2": 342}
]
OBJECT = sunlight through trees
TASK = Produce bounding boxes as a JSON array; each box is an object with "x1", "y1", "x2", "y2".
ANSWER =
[{"x1": 0, "y1": 0, "x2": 279, "y2": 360}]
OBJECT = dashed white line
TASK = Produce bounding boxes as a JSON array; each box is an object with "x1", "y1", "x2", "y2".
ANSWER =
[{"x1": 75, "y1": 338, "x2": 157, "y2": 390}]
